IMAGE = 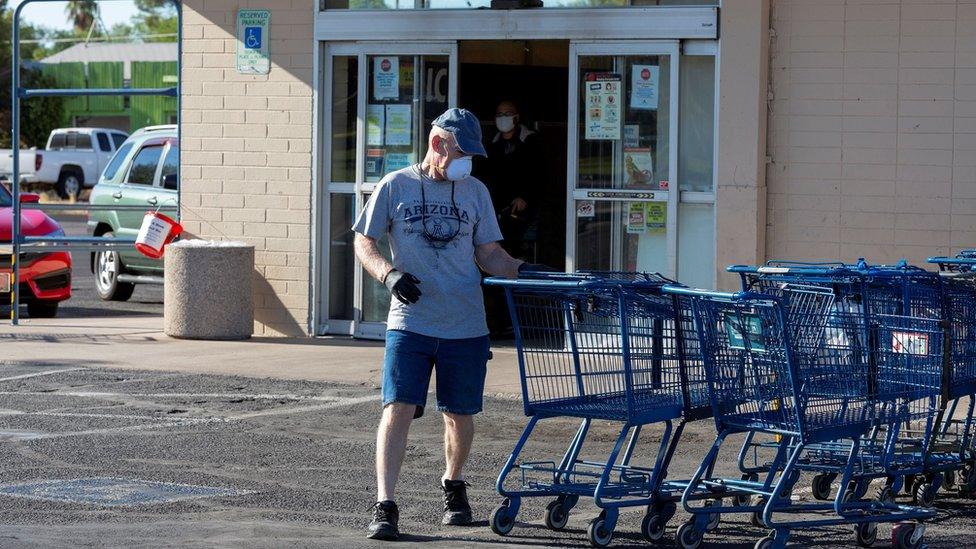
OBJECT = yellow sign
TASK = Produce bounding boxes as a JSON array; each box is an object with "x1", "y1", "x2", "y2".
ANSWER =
[{"x1": 645, "y1": 202, "x2": 666, "y2": 234}]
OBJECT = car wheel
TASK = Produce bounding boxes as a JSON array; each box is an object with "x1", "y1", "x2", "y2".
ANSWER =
[
  {"x1": 56, "y1": 170, "x2": 82, "y2": 200},
  {"x1": 94, "y1": 232, "x2": 135, "y2": 302},
  {"x1": 26, "y1": 300, "x2": 59, "y2": 318}
]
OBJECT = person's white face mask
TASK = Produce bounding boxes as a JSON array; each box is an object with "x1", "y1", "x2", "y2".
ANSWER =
[
  {"x1": 495, "y1": 115, "x2": 516, "y2": 133},
  {"x1": 445, "y1": 155, "x2": 473, "y2": 181}
]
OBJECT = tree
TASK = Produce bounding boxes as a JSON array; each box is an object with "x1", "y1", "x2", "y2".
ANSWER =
[
  {"x1": 65, "y1": 1, "x2": 99, "y2": 33},
  {"x1": 0, "y1": 69, "x2": 65, "y2": 148}
]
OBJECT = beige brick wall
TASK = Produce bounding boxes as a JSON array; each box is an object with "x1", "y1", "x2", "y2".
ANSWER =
[
  {"x1": 181, "y1": 1, "x2": 314, "y2": 336},
  {"x1": 767, "y1": 0, "x2": 976, "y2": 266}
]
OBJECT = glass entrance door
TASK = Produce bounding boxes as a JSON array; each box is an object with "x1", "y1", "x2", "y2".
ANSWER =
[
  {"x1": 566, "y1": 42, "x2": 679, "y2": 276},
  {"x1": 320, "y1": 42, "x2": 457, "y2": 337}
]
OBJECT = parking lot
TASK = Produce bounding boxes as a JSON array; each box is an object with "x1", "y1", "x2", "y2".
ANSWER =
[{"x1": 0, "y1": 360, "x2": 973, "y2": 548}]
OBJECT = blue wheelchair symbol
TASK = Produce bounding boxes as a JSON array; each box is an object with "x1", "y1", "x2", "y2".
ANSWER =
[{"x1": 244, "y1": 27, "x2": 262, "y2": 50}]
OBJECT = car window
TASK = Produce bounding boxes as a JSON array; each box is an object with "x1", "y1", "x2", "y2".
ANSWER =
[
  {"x1": 0, "y1": 183, "x2": 11, "y2": 207},
  {"x1": 126, "y1": 145, "x2": 164, "y2": 186},
  {"x1": 102, "y1": 142, "x2": 134, "y2": 181},
  {"x1": 49, "y1": 133, "x2": 65, "y2": 149},
  {"x1": 160, "y1": 145, "x2": 179, "y2": 190},
  {"x1": 76, "y1": 133, "x2": 92, "y2": 150},
  {"x1": 96, "y1": 133, "x2": 112, "y2": 152},
  {"x1": 112, "y1": 133, "x2": 128, "y2": 148}
]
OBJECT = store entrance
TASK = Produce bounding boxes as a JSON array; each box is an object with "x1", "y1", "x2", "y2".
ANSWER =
[{"x1": 459, "y1": 40, "x2": 569, "y2": 271}]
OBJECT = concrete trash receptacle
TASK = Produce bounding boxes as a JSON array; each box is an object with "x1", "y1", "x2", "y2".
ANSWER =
[{"x1": 164, "y1": 240, "x2": 254, "y2": 340}]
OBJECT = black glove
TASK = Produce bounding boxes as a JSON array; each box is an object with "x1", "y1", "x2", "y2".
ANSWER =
[
  {"x1": 384, "y1": 269, "x2": 422, "y2": 305},
  {"x1": 518, "y1": 262, "x2": 559, "y2": 277}
]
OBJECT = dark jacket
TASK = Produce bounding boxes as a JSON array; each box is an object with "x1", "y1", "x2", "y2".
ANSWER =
[{"x1": 481, "y1": 125, "x2": 544, "y2": 218}]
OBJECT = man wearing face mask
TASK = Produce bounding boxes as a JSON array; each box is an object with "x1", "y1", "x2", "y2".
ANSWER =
[
  {"x1": 354, "y1": 108, "x2": 552, "y2": 541},
  {"x1": 483, "y1": 100, "x2": 545, "y2": 258}
]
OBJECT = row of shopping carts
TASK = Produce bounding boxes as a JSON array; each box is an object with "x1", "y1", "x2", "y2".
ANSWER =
[{"x1": 484, "y1": 252, "x2": 976, "y2": 548}]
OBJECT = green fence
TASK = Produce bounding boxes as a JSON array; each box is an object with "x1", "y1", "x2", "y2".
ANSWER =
[
  {"x1": 131, "y1": 61, "x2": 178, "y2": 131},
  {"x1": 87, "y1": 61, "x2": 124, "y2": 113},
  {"x1": 38, "y1": 59, "x2": 176, "y2": 131},
  {"x1": 39, "y1": 62, "x2": 87, "y2": 122}
]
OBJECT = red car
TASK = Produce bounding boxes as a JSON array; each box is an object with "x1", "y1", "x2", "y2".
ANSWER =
[{"x1": 0, "y1": 183, "x2": 71, "y2": 318}]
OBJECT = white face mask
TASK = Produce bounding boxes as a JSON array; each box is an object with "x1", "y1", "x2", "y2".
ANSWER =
[
  {"x1": 445, "y1": 155, "x2": 472, "y2": 181},
  {"x1": 495, "y1": 115, "x2": 516, "y2": 133}
]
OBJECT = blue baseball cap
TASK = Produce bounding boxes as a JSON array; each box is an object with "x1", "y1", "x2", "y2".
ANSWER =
[{"x1": 431, "y1": 108, "x2": 487, "y2": 157}]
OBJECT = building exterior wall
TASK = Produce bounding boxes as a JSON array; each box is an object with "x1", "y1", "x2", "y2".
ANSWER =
[
  {"x1": 715, "y1": 0, "x2": 769, "y2": 288},
  {"x1": 181, "y1": 1, "x2": 314, "y2": 337},
  {"x1": 767, "y1": 0, "x2": 976, "y2": 266}
]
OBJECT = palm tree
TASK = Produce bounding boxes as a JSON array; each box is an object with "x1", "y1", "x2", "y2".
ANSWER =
[{"x1": 65, "y1": 1, "x2": 99, "y2": 33}]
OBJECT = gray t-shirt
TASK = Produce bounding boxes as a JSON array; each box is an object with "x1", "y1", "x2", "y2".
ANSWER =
[{"x1": 352, "y1": 165, "x2": 503, "y2": 339}]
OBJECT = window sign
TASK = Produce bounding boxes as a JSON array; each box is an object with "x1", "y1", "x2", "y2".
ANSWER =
[
  {"x1": 366, "y1": 104, "x2": 385, "y2": 146},
  {"x1": 584, "y1": 73, "x2": 621, "y2": 140},
  {"x1": 384, "y1": 104, "x2": 412, "y2": 146},
  {"x1": 236, "y1": 10, "x2": 270, "y2": 75},
  {"x1": 373, "y1": 57, "x2": 400, "y2": 100},
  {"x1": 630, "y1": 64, "x2": 659, "y2": 110}
]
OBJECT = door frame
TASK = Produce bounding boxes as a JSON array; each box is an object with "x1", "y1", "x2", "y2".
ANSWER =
[
  {"x1": 314, "y1": 41, "x2": 458, "y2": 337},
  {"x1": 565, "y1": 40, "x2": 680, "y2": 275}
]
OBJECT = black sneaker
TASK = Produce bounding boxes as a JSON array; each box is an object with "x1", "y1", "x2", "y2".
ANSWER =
[
  {"x1": 367, "y1": 500, "x2": 400, "y2": 540},
  {"x1": 441, "y1": 480, "x2": 473, "y2": 525}
]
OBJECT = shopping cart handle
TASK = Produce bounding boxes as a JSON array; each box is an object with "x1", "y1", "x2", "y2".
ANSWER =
[
  {"x1": 928, "y1": 256, "x2": 976, "y2": 265},
  {"x1": 660, "y1": 285, "x2": 742, "y2": 300},
  {"x1": 483, "y1": 276, "x2": 594, "y2": 289}
]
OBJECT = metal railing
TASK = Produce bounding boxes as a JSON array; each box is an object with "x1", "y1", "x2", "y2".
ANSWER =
[{"x1": 7, "y1": 0, "x2": 182, "y2": 325}]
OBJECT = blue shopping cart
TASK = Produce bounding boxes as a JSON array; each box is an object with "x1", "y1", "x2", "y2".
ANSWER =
[
  {"x1": 485, "y1": 272, "x2": 745, "y2": 547},
  {"x1": 663, "y1": 284, "x2": 935, "y2": 549},
  {"x1": 729, "y1": 261, "x2": 954, "y2": 507},
  {"x1": 927, "y1": 253, "x2": 976, "y2": 495}
]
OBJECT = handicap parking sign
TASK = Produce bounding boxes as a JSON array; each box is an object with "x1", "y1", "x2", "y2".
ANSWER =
[
  {"x1": 236, "y1": 10, "x2": 270, "y2": 75},
  {"x1": 244, "y1": 27, "x2": 262, "y2": 50}
]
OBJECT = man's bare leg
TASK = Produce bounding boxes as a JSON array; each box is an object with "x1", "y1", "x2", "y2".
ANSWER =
[
  {"x1": 441, "y1": 412, "x2": 475, "y2": 525},
  {"x1": 368, "y1": 402, "x2": 416, "y2": 541},
  {"x1": 376, "y1": 402, "x2": 416, "y2": 501}
]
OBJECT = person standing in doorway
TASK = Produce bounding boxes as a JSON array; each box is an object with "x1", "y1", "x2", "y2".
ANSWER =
[
  {"x1": 483, "y1": 100, "x2": 544, "y2": 259},
  {"x1": 354, "y1": 108, "x2": 550, "y2": 541}
]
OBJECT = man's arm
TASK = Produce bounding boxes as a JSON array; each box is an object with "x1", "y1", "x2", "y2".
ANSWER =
[
  {"x1": 355, "y1": 233, "x2": 393, "y2": 283},
  {"x1": 475, "y1": 241, "x2": 523, "y2": 279}
]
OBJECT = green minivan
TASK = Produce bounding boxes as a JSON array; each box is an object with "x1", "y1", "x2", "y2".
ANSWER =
[{"x1": 88, "y1": 125, "x2": 178, "y2": 301}]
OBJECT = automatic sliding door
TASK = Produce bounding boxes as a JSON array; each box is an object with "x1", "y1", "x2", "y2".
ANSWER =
[
  {"x1": 568, "y1": 42, "x2": 679, "y2": 276},
  {"x1": 319, "y1": 42, "x2": 456, "y2": 338}
]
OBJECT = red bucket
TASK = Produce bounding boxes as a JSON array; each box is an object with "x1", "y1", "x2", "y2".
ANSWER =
[{"x1": 135, "y1": 211, "x2": 183, "y2": 259}]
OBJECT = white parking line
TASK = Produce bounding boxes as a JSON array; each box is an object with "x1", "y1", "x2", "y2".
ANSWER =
[
  {"x1": 0, "y1": 391, "x2": 360, "y2": 402},
  {"x1": 0, "y1": 368, "x2": 87, "y2": 382},
  {"x1": 229, "y1": 394, "x2": 377, "y2": 420}
]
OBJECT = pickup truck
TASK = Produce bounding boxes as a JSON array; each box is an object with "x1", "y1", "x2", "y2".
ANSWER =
[{"x1": 0, "y1": 127, "x2": 129, "y2": 199}]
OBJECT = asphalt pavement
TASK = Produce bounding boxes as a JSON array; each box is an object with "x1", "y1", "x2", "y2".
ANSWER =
[{"x1": 0, "y1": 362, "x2": 975, "y2": 548}]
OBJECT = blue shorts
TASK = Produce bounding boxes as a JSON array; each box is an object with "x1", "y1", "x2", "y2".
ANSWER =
[{"x1": 382, "y1": 329, "x2": 490, "y2": 418}]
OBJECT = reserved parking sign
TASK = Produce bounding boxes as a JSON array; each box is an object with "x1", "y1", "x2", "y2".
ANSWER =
[{"x1": 237, "y1": 10, "x2": 270, "y2": 75}]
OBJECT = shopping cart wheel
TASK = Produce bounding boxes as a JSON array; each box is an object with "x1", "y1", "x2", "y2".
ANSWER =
[
  {"x1": 943, "y1": 469, "x2": 957, "y2": 491},
  {"x1": 854, "y1": 522, "x2": 878, "y2": 547},
  {"x1": 811, "y1": 473, "x2": 833, "y2": 501},
  {"x1": 750, "y1": 498, "x2": 767, "y2": 528},
  {"x1": 876, "y1": 485, "x2": 894, "y2": 505},
  {"x1": 676, "y1": 521, "x2": 703, "y2": 549},
  {"x1": 544, "y1": 499, "x2": 570, "y2": 531},
  {"x1": 892, "y1": 522, "x2": 924, "y2": 549},
  {"x1": 754, "y1": 534, "x2": 775, "y2": 549},
  {"x1": 587, "y1": 517, "x2": 614, "y2": 548},
  {"x1": 703, "y1": 500, "x2": 721, "y2": 531},
  {"x1": 845, "y1": 479, "x2": 870, "y2": 502},
  {"x1": 640, "y1": 512, "x2": 666, "y2": 542},
  {"x1": 961, "y1": 463, "x2": 976, "y2": 493},
  {"x1": 490, "y1": 503, "x2": 516, "y2": 536},
  {"x1": 912, "y1": 481, "x2": 936, "y2": 508},
  {"x1": 903, "y1": 475, "x2": 917, "y2": 495}
]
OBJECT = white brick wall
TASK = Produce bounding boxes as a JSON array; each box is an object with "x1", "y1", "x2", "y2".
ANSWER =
[
  {"x1": 181, "y1": 1, "x2": 314, "y2": 337},
  {"x1": 767, "y1": 0, "x2": 976, "y2": 266}
]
